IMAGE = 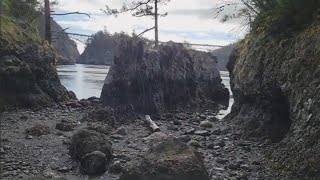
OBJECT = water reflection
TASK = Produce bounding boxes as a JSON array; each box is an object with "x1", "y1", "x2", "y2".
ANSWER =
[
  {"x1": 57, "y1": 64, "x2": 110, "y2": 99},
  {"x1": 56, "y1": 65, "x2": 233, "y2": 118}
]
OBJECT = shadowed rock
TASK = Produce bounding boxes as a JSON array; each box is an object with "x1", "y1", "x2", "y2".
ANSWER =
[
  {"x1": 120, "y1": 137, "x2": 210, "y2": 180},
  {"x1": 100, "y1": 38, "x2": 229, "y2": 115},
  {"x1": 69, "y1": 129, "x2": 112, "y2": 160}
]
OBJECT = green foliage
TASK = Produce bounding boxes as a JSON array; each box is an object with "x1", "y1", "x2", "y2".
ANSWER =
[
  {"x1": 2, "y1": 0, "x2": 41, "y2": 26},
  {"x1": 219, "y1": 0, "x2": 320, "y2": 32}
]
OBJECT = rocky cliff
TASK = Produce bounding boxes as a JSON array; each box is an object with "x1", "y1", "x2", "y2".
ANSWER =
[
  {"x1": 77, "y1": 31, "x2": 115, "y2": 65},
  {"x1": 0, "y1": 16, "x2": 72, "y2": 111},
  {"x1": 227, "y1": 23, "x2": 320, "y2": 178},
  {"x1": 100, "y1": 37, "x2": 229, "y2": 115},
  {"x1": 211, "y1": 44, "x2": 235, "y2": 71},
  {"x1": 37, "y1": 16, "x2": 80, "y2": 65}
]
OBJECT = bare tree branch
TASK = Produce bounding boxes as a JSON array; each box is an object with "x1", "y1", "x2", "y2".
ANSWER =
[
  {"x1": 51, "y1": 12, "x2": 91, "y2": 18},
  {"x1": 137, "y1": 27, "x2": 155, "y2": 36}
]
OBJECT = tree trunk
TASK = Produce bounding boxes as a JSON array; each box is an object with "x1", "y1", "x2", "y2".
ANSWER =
[
  {"x1": 154, "y1": 0, "x2": 159, "y2": 47},
  {"x1": 44, "y1": 0, "x2": 51, "y2": 44}
]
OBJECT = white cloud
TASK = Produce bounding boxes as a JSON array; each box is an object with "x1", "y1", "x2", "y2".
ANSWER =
[{"x1": 54, "y1": 0, "x2": 247, "y2": 53}]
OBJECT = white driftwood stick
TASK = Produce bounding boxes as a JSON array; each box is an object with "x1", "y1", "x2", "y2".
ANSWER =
[{"x1": 145, "y1": 115, "x2": 160, "y2": 132}]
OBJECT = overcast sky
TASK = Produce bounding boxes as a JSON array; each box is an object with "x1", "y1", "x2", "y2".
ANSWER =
[{"x1": 53, "y1": 0, "x2": 247, "y2": 53}]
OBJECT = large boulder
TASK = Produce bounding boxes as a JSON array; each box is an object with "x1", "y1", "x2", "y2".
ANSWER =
[
  {"x1": 69, "y1": 129, "x2": 112, "y2": 160},
  {"x1": 120, "y1": 137, "x2": 210, "y2": 180},
  {"x1": 101, "y1": 38, "x2": 229, "y2": 115},
  {"x1": 226, "y1": 23, "x2": 320, "y2": 178},
  {"x1": 80, "y1": 151, "x2": 107, "y2": 175}
]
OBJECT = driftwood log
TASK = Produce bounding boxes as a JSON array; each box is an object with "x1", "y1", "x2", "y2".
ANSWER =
[{"x1": 145, "y1": 115, "x2": 160, "y2": 132}]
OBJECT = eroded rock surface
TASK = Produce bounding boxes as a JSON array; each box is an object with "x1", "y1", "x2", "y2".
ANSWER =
[
  {"x1": 226, "y1": 24, "x2": 320, "y2": 178},
  {"x1": 101, "y1": 38, "x2": 229, "y2": 115}
]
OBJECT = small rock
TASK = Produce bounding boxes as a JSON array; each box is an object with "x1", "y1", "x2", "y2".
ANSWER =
[
  {"x1": 0, "y1": 147, "x2": 6, "y2": 155},
  {"x1": 212, "y1": 129, "x2": 222, "y2": 135},
  {"x1": 199, "y1": 114, "x2": 207, "y2": 119},
  {"x1": 199, "y1": 121, "x2": 213, "y2": 128},
  {"x1": 173, "y1": 119, "x2": 182, "y2": 125},
  {"x1": 252, "y1": 161, "x2": 261, "y2": 165},
  {"x1": 20, "y1": 116, "x2": 28, "y2": 120},
  {"x1": 212, "y1": 167, "x2": 225, "y2": 172},
  {"x1": 215, "y1": 140, "x2": 226, "y2": 147},
  {"x1": 25, "y1": 124, "x2": 50, "y2": 137},
  {"x1": 237, "y1": 174, "x2": 248, "y2": 180},
  {"x1": 209, "y1": 116, "x2": 219, "y2": 122},
  {"x1": 195, "y1": 130, "x2": 211, "y2": 136},
  {"x1": 178, "y1": 135, "x2": 191, "y2": 143},
  {"x1": 26, "y1": 135, "x2": 33, "y2": 139},
  {"x1": 175, "y1": 113, "x2": 188, "y2": 120},
  {"x1": 56, "y1": 122, "x2": 74, "y2": 132},
  {"x1": 58, "y1": 166, "x2": 71, "y2": 172},
  {"x1": 109, "y1": 160, "x2": 123, "y2": 174},
  {"x1": 168, "y1": 125, "x2": 179, "y2": 131},
  {"x1": 115, "y1": 127, "x2": 127, "y2": 136},
  {"x1": 80, "y1": 151, "x2": 107, "y2": 175},
  {"x1": 216, "y1": 158, "x2": 228, "y2": 164},
  {"x1": 187, "y1": 140, "x2": 201, "y2": 148},
  {"x1": 185, "y1": 128, "x2": 196, "y2": 135},
  {"x1": 111, "y1": 135, "x2": 125, "y2": 140},
  {"x1": 228, "y1": 163, "x2": 241, "y2": 170}
]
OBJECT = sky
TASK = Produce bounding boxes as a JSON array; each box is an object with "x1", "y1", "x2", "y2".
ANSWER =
[{"x1": 53, "y1": 0, "x2": 248, "y2": 53}]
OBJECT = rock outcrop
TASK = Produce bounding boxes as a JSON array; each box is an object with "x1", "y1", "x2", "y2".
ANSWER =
[
  {"x1": 226, "y1": 23, "x2": 320, "y2": 178},
  {"x1": 210, "y1": 44, "x2": 235, "y2": 71},
  {"x1": 37, "y1": 16, "x2": 80, "y2": 65},
  {"x1": 120, "y1": 137, "x2": 210, "y2": 180},
  {"x1": 100, "y1": 38, "x2": 229, "y2": 115},
  {"x1": 0, "y1": 16, "x2": 71, "y2": 111},
  {"x1": 77, "y1": 31, "x2": 114, "y2": 65}
]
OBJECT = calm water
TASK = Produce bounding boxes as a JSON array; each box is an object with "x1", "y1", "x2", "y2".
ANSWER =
[
  {"x1": 56, "y1": 64, "x2": 110, "y2": 99},
  {"x1": 56, "y1": 65, "x2": 233, "y2": 117}
]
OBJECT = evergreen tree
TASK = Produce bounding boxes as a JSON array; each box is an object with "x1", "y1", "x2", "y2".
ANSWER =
[{"x1": 103, "y1": 0, "x2": 170, "y2": 47}]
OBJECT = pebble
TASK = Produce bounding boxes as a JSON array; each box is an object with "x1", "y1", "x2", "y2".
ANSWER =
[
  {"x1": 185, "y1": 128, "x2": 196, "y2": 135},
  {"x1": 187, "y1": 140, "x2": 201, "y2": 148},
  {"x1": 0, "y1": 147, "x2": 6, "y2": 155},
  {"x1": 115, "y1": 127, "x2": 127, "y2": 136},
  {"x1": 178, "y1": 135, "x2": 191, "y2": 143},
  {"x1": 173, "y1": 119, "x2": 182, "y2": 125},
  {"x1": 216, "y1": 158, "x2": 228, "y2": 164},
  {"x1": 199, "y1": 120, "x2": 213, "y2": 128},
  {"x1": 167, "y1": 125, "x2": 179, "y2": 131},
  {"x1": 228, "y1": 163, "x2": 241, "y2": 170},
  {"x1": 26, "y1": 135, "x2": 33, "y2": 139},
  {"x1": 195, "y1": 130, "x2": 211, "y2": 136},
  {"x1": 199, "y1": 114, "x2": 207, "y2": 119},
  {"x1": 111, "y1": 135, "x2": 125, "y2": 140},
  {"x1": 212, "y1": 129, "x2": 222, "y2": 135}
]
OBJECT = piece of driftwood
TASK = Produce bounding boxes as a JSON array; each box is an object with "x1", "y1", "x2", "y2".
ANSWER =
[{"x1": 145, "y1": 115, "x2": 160, "y2": 132}]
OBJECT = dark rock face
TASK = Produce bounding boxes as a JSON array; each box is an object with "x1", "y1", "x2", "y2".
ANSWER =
[
  {"x1": 69, "y1": 129, "x2": 112, "y2": 160},
  {"x1": 80, "y1": 151, "x2": 107, "y2": 175},
  {"x1": 211, "y1": 44, "x2": 235, "y2": 71},
  {"x1": 226, "y1": 26, "x2": 320, "y2": 178},
  {"x1": 120, "y1": 137, "x2": 210, "y2": 180},
  {"x1": 0, "y1": 16, "x2": 72, "y2": 110},
  {"x1": 101, "y1": 39, "x2": 229, "y2": 115},
  {"x1": 0, "y1": 53, "x2": 70, "y2": 110},
  {"x1": 37, "y1": 16, "x2": 80, "y2": 65},
  {"x1": 77, "y1": 31, "x2": 114, "y2": 65}
]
